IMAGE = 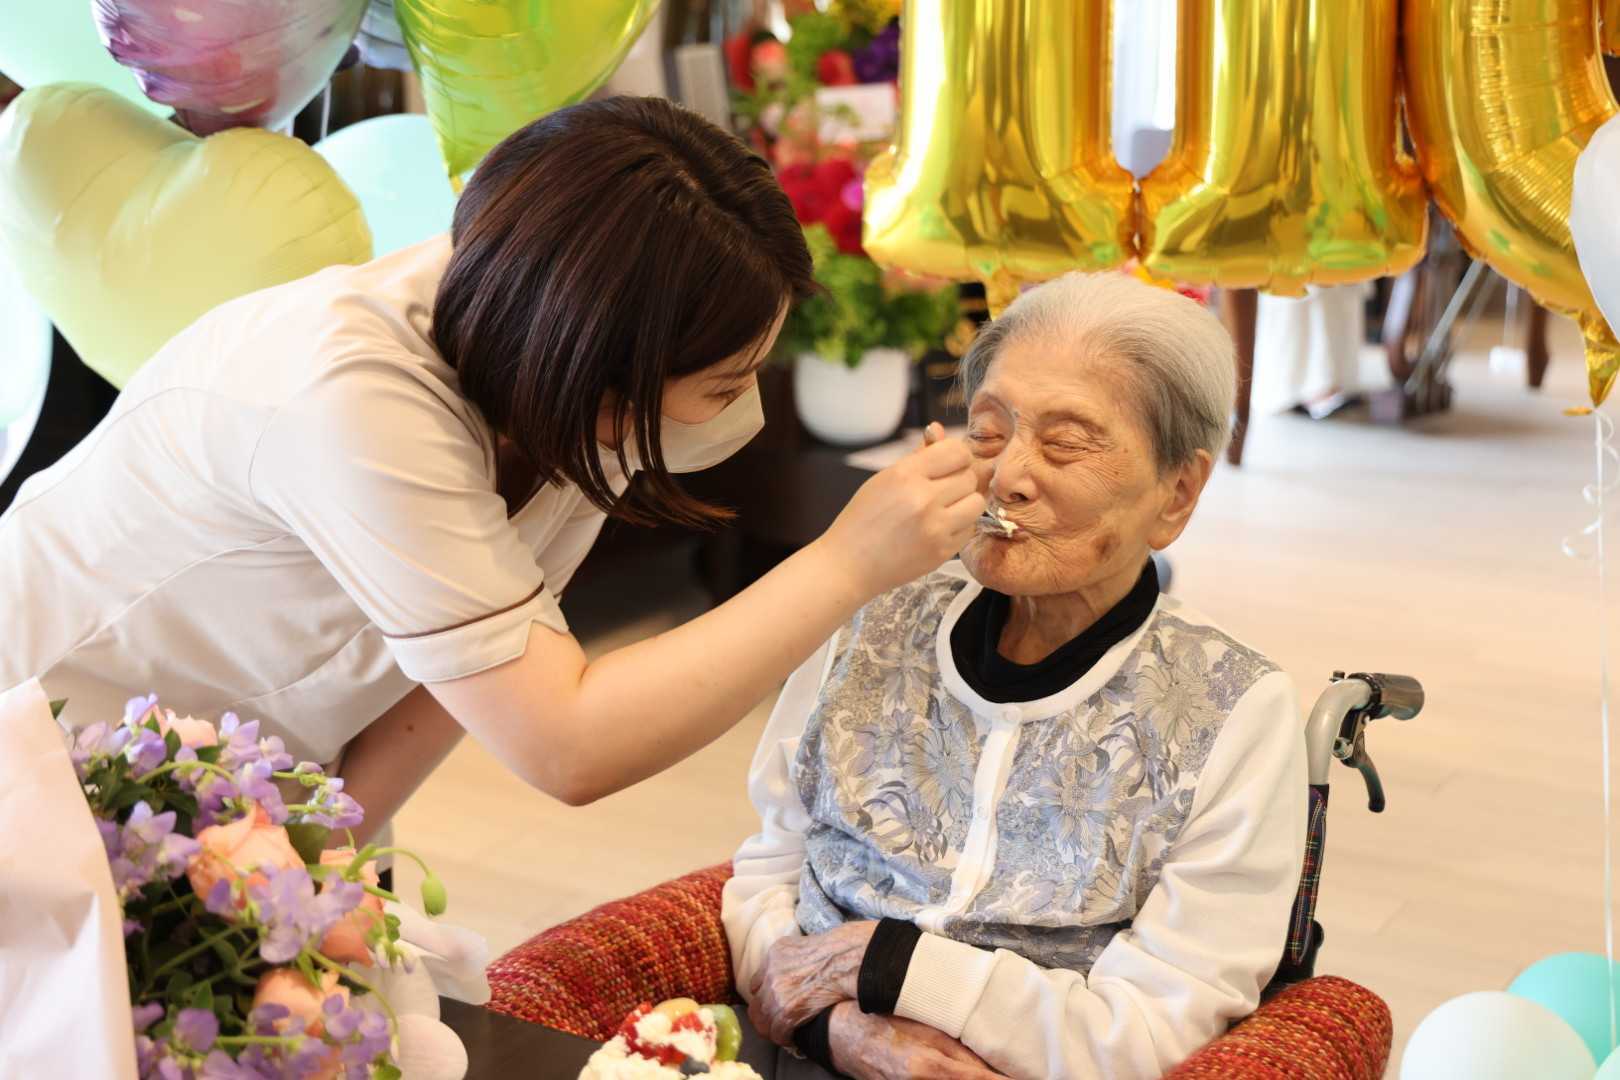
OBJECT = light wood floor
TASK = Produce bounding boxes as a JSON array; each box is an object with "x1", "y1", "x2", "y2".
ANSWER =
[{"x1": 392, "y1": 315, "x2": 1614, "y2": 1074}]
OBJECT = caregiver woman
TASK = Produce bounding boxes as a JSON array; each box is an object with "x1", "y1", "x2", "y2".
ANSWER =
[{"x1": 0, "y1": 97, "x2": 985, "y2": 834}]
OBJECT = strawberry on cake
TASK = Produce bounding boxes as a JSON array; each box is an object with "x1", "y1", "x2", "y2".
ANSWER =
[{"x1": 578, "y1": 999, "x2": 761, "y2": 1080}]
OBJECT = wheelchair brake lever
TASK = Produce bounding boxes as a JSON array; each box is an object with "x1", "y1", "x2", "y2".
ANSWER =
[{"x1": 1343, "y1": 731, "x2": 1386, "y2": 813}]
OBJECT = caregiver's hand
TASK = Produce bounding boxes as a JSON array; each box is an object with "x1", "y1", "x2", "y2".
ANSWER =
[
  {"x1": 815, "y1": 424, "x2": 986, "y2": 596},
  {"x1": 827, "y1": 1003, "x2": 1006, "y2": 1080},
  {"x1": 748, "y1": 922, "x2": 877, "y2": 1045},
  {"x1": 425, "y1": 426, "x2": 985, "y2": 809}
]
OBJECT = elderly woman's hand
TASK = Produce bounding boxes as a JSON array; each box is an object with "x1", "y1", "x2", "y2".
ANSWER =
[
  {"x1": 827, "y1": 1002, "x2": 1006, "y2": 1080},
  {"x1": 748, "y1": 921, "x2": 877, "y2": 1045}
]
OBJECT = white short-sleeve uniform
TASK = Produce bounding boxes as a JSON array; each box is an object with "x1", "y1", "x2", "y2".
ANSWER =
[{"x1": 0, "y1": 235, "x2": 611, "y2": 765}]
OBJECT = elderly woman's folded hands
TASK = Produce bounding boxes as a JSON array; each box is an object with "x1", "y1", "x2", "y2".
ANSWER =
[{"x1": 748, "y1": 925, "x2": 1005, "y2": 1080}]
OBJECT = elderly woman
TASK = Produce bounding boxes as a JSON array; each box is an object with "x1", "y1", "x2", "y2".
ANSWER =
[{"x1": 721, "y1": 272, "x2": 1306, "y2": 1080}]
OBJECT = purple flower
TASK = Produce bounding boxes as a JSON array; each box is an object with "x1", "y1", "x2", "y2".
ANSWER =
[
  {"x1": 247, "y1": 1003, "x2": 290, "y2": 1034},
  {"x1": 247, "y1": 866, "x2": 360, "y2": 964},
  {"x1": 173, "y1": 1008, "x2": 218, "y2": 1054},
  {"x1": 131, "y1": 1003, "x2": 164, "y2": 1032},
  {"x1": 321, "y1": 995, "x2": 392, "y2": 1071},
  {"x1": 123, "y1": 918, "x2": 141, "y2": 937},
  {"x1": 97, "y1": 816, "x2": 122, "y2": 857},
  {"x1": 193, "y1": 768, "x2": 243, "y2": 829},
  {"x1": 217, "y1": 714, "x2": 263, "y2": 768},
  {"x1": 134, "y1": 1034, "x2": 160, "y2": 1076},
  {"x1": 297, "y1": 777, "x2": 363, "y2": 831},
  {"x1": 257, "y1": 734, "x2": 293, "y2": 772},
  {"x1": 124, "y1": 726, "x2": 169, "y2": 774},
  {"x1": 199, "y1": 1050, "x2": 274, "y2": 1079},
  {"x1": 236, "y1": 760, "x2": 289, "y2": 825},
  {"x1": 852, "y1": 20, "x2": 899, "y2": 83},
  {"x1": 71, "y1": 721, "x2": 131, "y2": 777},
  {"x1": 108, "y1": 801, "x2": 195, "y2": 898},
  {"x1": 123, "y1": 693, "x2": 160, "y2": 728},
  {"x1": 205, "y1": 879, "x2": 237, "y2": 918}
]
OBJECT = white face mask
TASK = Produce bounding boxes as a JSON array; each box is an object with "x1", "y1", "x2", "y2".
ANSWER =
[{"x1": 599, "y1": 383, "x2": 766, "y2": 478}]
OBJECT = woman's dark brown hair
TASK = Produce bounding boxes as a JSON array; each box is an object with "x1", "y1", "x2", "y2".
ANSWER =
[{"x1": 434, "y1": 96, "x2": 815, "y2": 528}]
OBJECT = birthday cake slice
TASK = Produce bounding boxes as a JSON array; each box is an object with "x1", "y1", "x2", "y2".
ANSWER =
[{"x1": 578, "y1": 999, "x2": 760, "y2": 1080}]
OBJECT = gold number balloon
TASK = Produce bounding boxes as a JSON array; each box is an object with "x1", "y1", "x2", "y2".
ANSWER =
[
  {"x1": 862, "y1": 0, "x2": 1133, "y2": 312},
  {"x1": 1138, "y1": 0, "x2": 1426, "y2": 295},
  {"x1": 396, "y1": 0, "x2": 662, "y2": 179},
  {"x1": 1403, "y1": 0, "x2": 1620, "y2": 405}
]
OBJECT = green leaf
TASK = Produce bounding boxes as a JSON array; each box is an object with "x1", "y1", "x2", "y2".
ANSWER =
[
  {"x1": 188, "y1": 981, "x2": 214, "y2": 1010},
  {"x1": 374, "y1": 1064, "x2": 403, "y2": 1080},
  {"x1": 285, "y1": 823, "x2": 332, "y2": 866},
  {"x1": 194, "y1": 745, "x2": 220, "y2": 765},
  {"x1": 296, "y1": 952, "x2": 319, "y2": 987},
  {"x1": 163, "y1": 730, "x2": 181, "y2": 758},
  {"x1": 49, "y1": 698, "x2": 67, "y2": 720},
  {"x1": 165, "y1": 971, "x2": 195, "y2": 1002}
]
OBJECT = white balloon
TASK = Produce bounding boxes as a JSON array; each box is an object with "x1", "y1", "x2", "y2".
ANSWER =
[
  {"x1": 1573, "y1": 112, "x2": 1620, "y2": 344},
  {"x1": 1401, "y1": 992, "x2": 1596, "y2": 1080}
]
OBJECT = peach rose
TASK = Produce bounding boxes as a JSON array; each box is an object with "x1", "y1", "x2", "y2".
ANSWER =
[
  {"x1": 317, "y1": 848, "x2": 385, "y2": 966},
  {"x1": 252, "y1": 968, "x2": 343, "y2": 1079},
  {"x1": 160, "y1": 709, "x2": 218, "y2": 749},
  {"x1": 186, "y1": 804, "x2": 303, "y2": 904}
]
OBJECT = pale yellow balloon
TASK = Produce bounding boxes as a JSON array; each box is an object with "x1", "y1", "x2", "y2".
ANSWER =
[
  {"x1": 1404, "y1": 0, "x2": 1620, "y2": 405},
  {"x1": 862, "y1": 0, "x2": 1133, "y2": 304},
  {"x1": 1138, "y1": 0, "x2": 1427, "y2": 296},
  {"x1": 0, "y1": 84, "x2": 372, "y2": 388}
]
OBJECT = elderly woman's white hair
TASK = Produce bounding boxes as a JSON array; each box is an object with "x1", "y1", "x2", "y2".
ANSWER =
[{"x1": 960, "y1": 273, "x2": 1236, "y2": 468}]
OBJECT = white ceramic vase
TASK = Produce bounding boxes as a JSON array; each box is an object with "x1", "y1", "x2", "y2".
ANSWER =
[{"x1": 793, "y1": 347, "x2": 911, "y2": 446}]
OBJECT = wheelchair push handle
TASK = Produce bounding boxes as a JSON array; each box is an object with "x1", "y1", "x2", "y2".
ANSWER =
[
  {"x1": 1358, "y1": 673, "x2": 1424, "y2": 721},
  {"x1": 1313, "y1": 672, "x2": 1425, "y2": 813}
]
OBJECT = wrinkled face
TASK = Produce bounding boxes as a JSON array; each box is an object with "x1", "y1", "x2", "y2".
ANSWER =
[{"x1": 961, "y1": 337, "x2": 1186, "y2": 598}]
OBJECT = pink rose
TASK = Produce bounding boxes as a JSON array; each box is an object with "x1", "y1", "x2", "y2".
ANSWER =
[
  {"x1": 317, "y1": 849, "x2": 385, "y2": 966},
  {"x1": 160, "y1": 709, "x2": 219, "y2": 749},
  {"x1": 186, "y1": 804, "x2": 303, "y2": 904},
  {"x1": 252, "y1": 969, "x2": 343, "y2": 1079}
]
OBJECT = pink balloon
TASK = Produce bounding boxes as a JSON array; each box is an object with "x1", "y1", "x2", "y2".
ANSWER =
[{"x1": 93, "y1": 0, "x2": 367, "y2": 134}]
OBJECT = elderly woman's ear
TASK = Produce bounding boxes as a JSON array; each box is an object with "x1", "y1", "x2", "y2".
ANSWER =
[{"x1": 1147, "y1": 447, "x2": 1216, "y2": 551}]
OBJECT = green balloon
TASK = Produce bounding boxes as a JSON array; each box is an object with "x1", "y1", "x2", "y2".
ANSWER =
[
  {"x1": 0, "y1": 5, "x2": 166, "y2": 114},
  {"x1": 1509, "y1": 952, "x2": 1620, "y2": 1064}
]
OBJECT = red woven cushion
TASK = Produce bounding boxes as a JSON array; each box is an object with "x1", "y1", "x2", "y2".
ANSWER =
[
  {"x1": 486, "y1": 863, "x2": 737, "y2": 1041},
  {"x1": 1163, "y1": 975, "x2": 1392, "y2": 1080}
]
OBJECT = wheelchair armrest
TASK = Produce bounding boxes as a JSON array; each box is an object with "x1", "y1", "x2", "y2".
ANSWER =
[
  {"x1": 485, "y1": 862, "x2": 737, "y2": 1041},
  {"x1": 1163, "y1": 975, "x2": 1393, "y2": 1079}
]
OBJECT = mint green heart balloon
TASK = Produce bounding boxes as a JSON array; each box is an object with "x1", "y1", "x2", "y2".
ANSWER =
[
  {"x1": 1509, "y1": 952, "x2": 1620, "y2": 1065},
  {"x1": 0, "y1": 5, "x2": 165, "y2": 114}
]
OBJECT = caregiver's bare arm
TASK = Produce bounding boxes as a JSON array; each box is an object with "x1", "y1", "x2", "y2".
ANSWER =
[
  {"x1": 426, "y1": 439, "x2": 986, "y2": 806},
  {"x1": 335, "y1": 686, "x2": 465, "y2": 846}
]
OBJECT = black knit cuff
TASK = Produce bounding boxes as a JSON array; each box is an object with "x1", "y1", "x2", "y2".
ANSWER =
[
  {"x1": 792, "y1": 1006, "x2": 837, "y2": 1072},
  {"x1": 857, "y1": 917, "x2": 923, "y2": 1015}
]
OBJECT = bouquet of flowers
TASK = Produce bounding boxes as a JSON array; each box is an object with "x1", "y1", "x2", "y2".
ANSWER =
[{"x1": 70, "y1": 693, "x2": 451, "y2": 1079}]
